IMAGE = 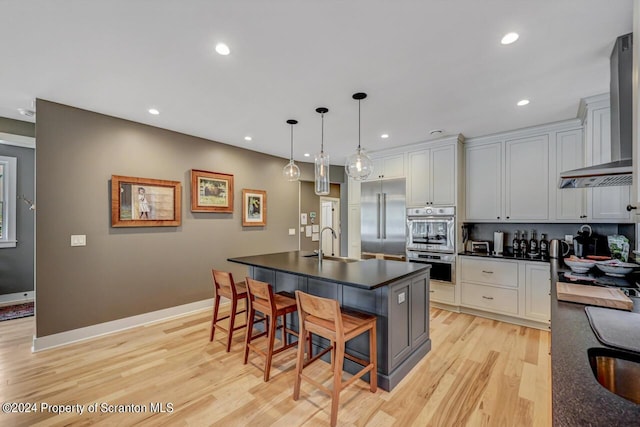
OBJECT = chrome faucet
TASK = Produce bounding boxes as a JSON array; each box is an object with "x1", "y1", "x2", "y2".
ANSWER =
[{"x1": 319, "y1": 226, "x2": 337, "y2": 265}]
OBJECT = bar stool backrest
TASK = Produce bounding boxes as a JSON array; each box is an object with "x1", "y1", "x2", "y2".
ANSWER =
[
  {"x1": 295, "y1": 290, "x2": 345, "y2": 339},
  {"x1": 245, "y1": 277, "x2": 276, "y2": 313},
  {"x1": 212, "y1": 269, "x2": 238, "y2": 299}
]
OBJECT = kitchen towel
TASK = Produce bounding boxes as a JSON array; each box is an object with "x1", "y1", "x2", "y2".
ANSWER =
[{"x1": 585, "y1": 306, "x2": 640, "y2": 353}]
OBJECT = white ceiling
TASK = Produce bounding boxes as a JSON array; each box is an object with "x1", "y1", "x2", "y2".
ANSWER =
[{"x1": 0, "y1": 1, "x2": 633, "y2": 165}]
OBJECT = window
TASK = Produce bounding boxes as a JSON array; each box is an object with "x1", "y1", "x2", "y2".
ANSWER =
[{"x1": 0, "y1": 155, "x2": 17, "y2": 248}]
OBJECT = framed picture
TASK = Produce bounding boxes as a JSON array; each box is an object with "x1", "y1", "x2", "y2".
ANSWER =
[
  {"x1": 190, "y1": 169, "x2": 234, "y2": 213},
  {"x1": 242, "y1": 189, "x2": 266, "y2": 226},
  {"x1": 111, "y1": 175, "x2": 181, "y2": 227}
]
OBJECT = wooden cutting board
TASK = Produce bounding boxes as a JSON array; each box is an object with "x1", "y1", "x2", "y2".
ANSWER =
[{"x1": 557, "y1": 282, "x2": 633, "y2": 311}]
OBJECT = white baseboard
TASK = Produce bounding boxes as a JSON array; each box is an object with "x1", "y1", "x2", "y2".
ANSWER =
[
  {"x1": 0, "y1": 291, "x2": 34, "y2": 306},
  {"x1": 32, "y1": 298, "x2": 216, "y2": 353}
]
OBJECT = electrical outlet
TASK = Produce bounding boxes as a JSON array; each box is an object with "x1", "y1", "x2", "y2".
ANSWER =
[
  {"x1": 564, "y1": 234, "x2": 573, "y2": 244},
  {"x1": 288, "y1": 228, "x2": 295, "y2": 236},
  {"x1": 71, "y1": 235, "x2": 86, "y2": 247},
  {"x1": 398, "y1": 292, "x2": 406, "y2": 304}
]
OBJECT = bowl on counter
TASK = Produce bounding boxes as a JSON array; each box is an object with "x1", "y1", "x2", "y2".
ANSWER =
[
  {"x1": 595, "y1": 260, "x2": 639, "y2": 277},
  {"x1": 564, "y1": 257, "x2": 596, "y2": 273}
]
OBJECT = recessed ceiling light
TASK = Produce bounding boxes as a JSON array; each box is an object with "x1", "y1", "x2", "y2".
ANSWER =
[
  {"x1": 517, "y1": 99, "x2": 530, "y2": 106},
  {"x1": 501, "y1": 32, "x2": 519, "y2": 45},
  {"x1": 304, "y1": 153, "x2": 310, "y2": 157},
  {"x1": 429, "y1": 129, "x2": 444, "y2": 136},
  {"x1": 215, "y1": 43, "x2": 230, "y2": 56},
  {"x1": 244, "y1": 136, "x2": 252, "y2": 141},
  {"x1": 381, "y1": 134, "x2": 389, "y2": 139},
  {"x1": 148, "y1": 108, "x2": 160, "y2": 115}
]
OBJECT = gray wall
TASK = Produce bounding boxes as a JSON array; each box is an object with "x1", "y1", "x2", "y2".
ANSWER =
[
  {"x1": 0, "y1": 141, "x2": 35, "y2": 295},
  {"x1": 35, "y1": 100, "x2": 301, "y2": 337}
]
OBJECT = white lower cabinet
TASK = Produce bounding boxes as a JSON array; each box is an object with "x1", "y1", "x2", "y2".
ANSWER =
[
  {"x1": 430, "y1": 281, "x2": 456, "y2": 305},
  {"x1": 458, "y1": 256, "x2": 550, "y2": 328},
  {"x1": 523, "y1": 262, "x2": 551, "y2": 323}
]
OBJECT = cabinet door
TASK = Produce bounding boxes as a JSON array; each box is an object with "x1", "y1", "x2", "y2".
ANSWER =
[
  {"x1": 407, "y1": 149, "x2": 430, "y2": 207},
  {"x1": 347, "y1": 204, "x2": 361, "y2": 259},
  {"x1": 505, "y1": 134, "x2": 550, "y2": 220},
  {"x1": 465, "y1": 143, "x2": 502, "y2": 220},
  {"x1": 524, "y1": 263, "x2": 550, "y2": 324},
  {"x1": 430, "y1": 145, "x2": 456, "y2": 206},
  {"x1": 381, "y1": 154, "x2": 405, "y2": 179},
  {"x1": 389, "y1": 279, "x2": 412, "y2": 368},
  {"x1": 588, "y1": 107, "x2": 631, "y2": 221},
  {"x1": 410, "y1": 274, "x2": 429, "y2": 347},
  {"x1": 556, "y1": 129, "x2": 586, "y2": 220},
  {"x1": 347, "y1": 178, "x2": 361, "y2": 204}
]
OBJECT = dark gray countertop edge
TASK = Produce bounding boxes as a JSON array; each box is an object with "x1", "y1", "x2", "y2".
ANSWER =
[
  {"x1": 228, "y1": 251, "x2": 430, "y2": 290},
  {"x1": 550, "y1": 260, "x2": 640, "y2": 426}
]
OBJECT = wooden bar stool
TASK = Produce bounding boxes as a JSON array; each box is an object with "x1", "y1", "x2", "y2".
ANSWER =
[
  {"x1": 292, "y1": 290, "x2": 377, "y2": 427},
  {"x1": 244, "y1": 277, "x2": 299, "y2": 381},
  {"x1": 210, "y1": 269, "x2": 248, "y2": 352}
]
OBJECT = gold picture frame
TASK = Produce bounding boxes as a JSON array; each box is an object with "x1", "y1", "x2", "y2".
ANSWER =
[
  {"x1": 242, "y1": 189, "x2": 266, "y2": 227},
  {"x1": 190, "y1": 169, "x2": 234, "y2": 213},
  {"x1": 111, "y1": 175, "x2": 181, "y2": 227}
]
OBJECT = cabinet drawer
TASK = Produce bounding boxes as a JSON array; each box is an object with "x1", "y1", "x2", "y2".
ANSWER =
[
  {"x1": 430, "y1": 281, "x2": 455, "y2": 304},
  {"x1": 461, "y1": 282, "x2": 518, "y2": 315},
  {"x1": 460, "y1": 257, "x2": 518, "y2": 288}
]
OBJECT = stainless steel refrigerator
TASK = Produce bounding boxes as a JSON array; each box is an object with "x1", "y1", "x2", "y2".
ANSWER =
[{"x1": 361, "y1": 178, "x2": 406, "y2": 255}]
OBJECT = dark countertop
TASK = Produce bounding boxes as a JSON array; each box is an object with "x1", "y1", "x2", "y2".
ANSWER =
[
  {"x1": 551, "y1": 259, "x2": 640, "y2": 426},
  {"x1": 228, "y1": 251, "x2": 430, "y2": 290},
  {"x1": 459, "y1": 251, "x2": 550, "y2": 263}
]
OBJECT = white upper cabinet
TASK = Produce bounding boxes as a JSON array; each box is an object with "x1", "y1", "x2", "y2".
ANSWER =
[
  {"x1": 366, "y1": 153, "x2": 405, "y2": 181},
  {"x1": 407, "y1": 144, "x2": 456, "y2": 206},
  {"x1": 465, "y1": 142, "x2": 502, "y2": 220},
  {"x1": 504, "y1": 134, "x2": 549, "y2": 221},
  {"x1": 555, "y1": 129, "x2": 587, "y2": 220},
  {"x1": 585, "y1": 104, "x2": 631, "y2": 221}
]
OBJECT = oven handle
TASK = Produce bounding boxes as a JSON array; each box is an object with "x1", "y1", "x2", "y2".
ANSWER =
[{"x1": 408, "y1": 258, "x2": 455, "y2": 265}]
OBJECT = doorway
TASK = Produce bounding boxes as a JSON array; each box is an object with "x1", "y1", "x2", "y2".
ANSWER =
[{"x1": 320, "y1": 197, "x2": 340, "y2": 256}]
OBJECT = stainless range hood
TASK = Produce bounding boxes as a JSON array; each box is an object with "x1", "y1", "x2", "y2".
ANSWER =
[{"x1": 559, "y1": 33, "x2": 633, "y2": 189}]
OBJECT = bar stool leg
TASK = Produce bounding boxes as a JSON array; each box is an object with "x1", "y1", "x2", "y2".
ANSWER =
[
  {"x1": 369, "y1": 324, "x2": 378, "y2": 392},
  {"x1": 210, "y1": 295, "x2": 221, "y2": 342},
  {"x1": 330, "y1": 340, "x2": 345, "y2": 427},
  {"x1": 226, "y1": 298, "x2": 238, "y2": 352},
  {"x1": 243, "y1": 304, "x2": 255, "y2": 364},
  {"x1": 293, "y1": 328, "x2": 306, "y2": 401},
  {"x1": 264, "y1": 311, "x2": 278, "y2": 382}
]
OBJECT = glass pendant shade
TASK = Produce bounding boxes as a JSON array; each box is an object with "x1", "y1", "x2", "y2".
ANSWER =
[
  {"x1": 345, "y1": 92, "x2": 373, "y2": 180},
  {"x1": 283, "y1": 160, "x2": 301, "y2": 181},
  {"x1": 345, "y1": 147, "x2": 373, "y2": 181},
  {"x1": 314, "y1": 107, "x2": 330, "y2": 195},
  {"x1": 314, "y1": 151, "x2": 330, "y2": 195},
  {"x1": 283, "y1": 119, "x2": 300, "y2": 181}
]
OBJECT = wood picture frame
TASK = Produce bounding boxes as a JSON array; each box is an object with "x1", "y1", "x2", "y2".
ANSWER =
[
  {"x1": 190, "y1": 169, "x2": 234, "y2": 213},
  {"x1": 242, "y1": 189, "x2": 266, "y2": 226},
  {"x1": 111, "y1": 175, "x2": 181, "y2": 227}
]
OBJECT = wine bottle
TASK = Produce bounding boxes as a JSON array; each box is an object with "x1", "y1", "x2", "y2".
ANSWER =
[
  {"x1": 529, "y1": 229, "x2": 538, "y2": 258},
  {"x1": 519, "y1": 230, "x2": 528, "y2": 257},
  {"x1": 512, "y1": 230, "x2": 520, "y2": 256},
  {"x1": 539, "y1": 233, "x2": 549, "y2": 259}
]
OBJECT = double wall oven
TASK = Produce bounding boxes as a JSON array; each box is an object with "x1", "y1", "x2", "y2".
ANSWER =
[{"x1": 406, "y1": 207, "x2": 456, "y2": 284}]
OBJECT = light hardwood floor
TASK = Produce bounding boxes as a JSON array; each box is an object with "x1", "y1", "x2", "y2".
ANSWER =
[{"x1": 0, "y1": 306, "x2": 550, "y2": 426}]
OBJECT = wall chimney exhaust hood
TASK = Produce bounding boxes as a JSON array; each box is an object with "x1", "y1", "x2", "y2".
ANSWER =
[{"x1": 559, "y1": 33, "x2": 633, "y2": 189}]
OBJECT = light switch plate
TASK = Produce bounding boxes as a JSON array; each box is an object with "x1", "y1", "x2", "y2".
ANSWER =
[
  {"x1": 288, "y1": 228, "x2": 296, "y2": 235},
  {"x1": 71, "y1": 235, "x2": 86, "y2": 247}
]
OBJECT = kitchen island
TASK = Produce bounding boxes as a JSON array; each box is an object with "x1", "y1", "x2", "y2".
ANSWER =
[{"x1": 228, "y1": 251, "x2": 431, "y2": 391}]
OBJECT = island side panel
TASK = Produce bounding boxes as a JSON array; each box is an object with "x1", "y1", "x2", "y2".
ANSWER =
[{"x1": 411, "y1": 271, "x2": 429, "y2": 348}]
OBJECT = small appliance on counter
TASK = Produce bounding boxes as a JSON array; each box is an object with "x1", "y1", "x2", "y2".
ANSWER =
[
  {"x1": 493, "y1": 231, "x2": 504, "y2": 255},
  {"x1": 469, "y1": 240, "x2": 490, "y2": 254}
]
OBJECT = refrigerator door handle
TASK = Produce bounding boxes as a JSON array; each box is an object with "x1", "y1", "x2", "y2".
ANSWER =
[
  {"x1": 376, "y1": 193, "x2": 381, "y2": 239},
  {"x1": 382, "y1": 193, "x2": 387, "y2": 239}
]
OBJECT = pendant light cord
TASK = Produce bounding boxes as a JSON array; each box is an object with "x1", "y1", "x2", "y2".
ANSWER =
[
  {"x1": 320, "y1": 112, "x2": 324, "y2": 154},
  {"x1": 357, "y1": 99, "x2": 361, "y2": 151},
  {"x1": 290, "y1": 124, "x2": 294, "y2": 160}
]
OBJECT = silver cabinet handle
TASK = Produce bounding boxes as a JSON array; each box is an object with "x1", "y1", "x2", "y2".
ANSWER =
[
  {"x1": 482, "y1": 270, "x2": 494, "y2": 274},
  {"x1": 482, "y1": 296, "x2": 494, "y2": 300}
]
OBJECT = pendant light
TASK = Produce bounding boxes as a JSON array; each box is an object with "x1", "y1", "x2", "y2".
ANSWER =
[
  {"x1": 345, "y1": 92, "x2": 373, "y2": 180},
  {"x1": 314, "y1": 107, "x2": 330, "y2": 195},
  {"x1": 282, "y1": 119, "x2": 301, "y2": 181}
]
